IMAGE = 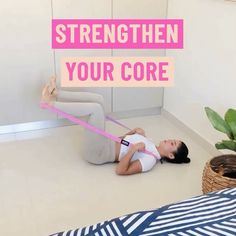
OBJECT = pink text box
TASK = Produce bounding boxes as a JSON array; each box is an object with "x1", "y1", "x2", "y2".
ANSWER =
[
  {"x1": 52, "y1": 19, "x2": 183, "y2": 49},
  {"x1": 61, "y1": 57, "x2": 174, "y2": 87}
]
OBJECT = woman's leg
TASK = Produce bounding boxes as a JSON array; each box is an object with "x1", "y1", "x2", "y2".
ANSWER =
[
  {"x1": 46, "y1": 76, "x2": 105, "y2": 108},
  {"x1": 52, "y1": 101, "x2": 115, "y2": 164},
  {"x1": 56, "y1": 90, "x2": 105, "y2": 110}
]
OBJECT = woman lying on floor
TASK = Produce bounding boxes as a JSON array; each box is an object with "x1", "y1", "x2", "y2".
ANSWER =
[{"x1": 41, "y1": 77, "x2": 190, "y2": 175}]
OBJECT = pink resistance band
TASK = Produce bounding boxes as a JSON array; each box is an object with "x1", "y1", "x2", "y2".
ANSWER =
[
  {"x1": 40, "y1": 102, "x2": 161, "y2": 160},
  {"x1": 105, "y1": 115, "x2": 132, "y2": 131}
]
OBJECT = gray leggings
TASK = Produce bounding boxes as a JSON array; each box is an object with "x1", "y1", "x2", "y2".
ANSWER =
[{"x1": 53, "y1": 90, "x2": 115, "y2": 164}]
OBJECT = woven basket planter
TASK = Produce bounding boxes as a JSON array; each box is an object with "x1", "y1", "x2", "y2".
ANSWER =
[{"x1": 202, "y1": 154, "x2": 236, "y2": 194}]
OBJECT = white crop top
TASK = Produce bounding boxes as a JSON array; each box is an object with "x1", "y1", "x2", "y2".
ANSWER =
[{"x1": 119, "y1": 134, "x2": 160, "y2": 172}]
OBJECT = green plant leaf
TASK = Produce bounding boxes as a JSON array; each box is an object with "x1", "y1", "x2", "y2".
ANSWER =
[
  {"x1": 225, "y1": 108, "x2": 236, "y2": 140},
  {"x1": 215, "y1": 142, "x2": 228, "y2": 150},
  {"x1": 216, "y1": 140, "x2": 236, "y2": 152},
  {"x1": 205, "y1": 107, "x2": 233, "y2": 139}
]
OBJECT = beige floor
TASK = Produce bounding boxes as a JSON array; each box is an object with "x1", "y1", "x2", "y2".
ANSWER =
[{"x1": 0, "y1": 115, "x2": 212, "y2": 236}]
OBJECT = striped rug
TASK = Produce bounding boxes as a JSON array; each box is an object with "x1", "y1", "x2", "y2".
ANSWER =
[{"x1": 50, "y1": 188, "x2": 236, "y2": 236}]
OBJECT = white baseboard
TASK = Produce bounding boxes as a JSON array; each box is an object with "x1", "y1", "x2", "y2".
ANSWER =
[
  {"x1": 0, "y1": 107, "x2": 223, "y2": 157},
  {"x1": 0, "y1": 107, "x2": 161, "y2": 135},
  {"x1": 161, "y1": 108, "x2": 222, "y2": 157},
  {"x1": 0, "y1": 119, "x2": 74, "y2": 135},
  {"x1": 107, "y1": 107, "x2": 161, "y2": 119}
]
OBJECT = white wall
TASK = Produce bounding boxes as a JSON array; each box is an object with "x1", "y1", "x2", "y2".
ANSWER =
[
  {"x1": 0, "y1": 0, "x2": 167, "y2": 126},
  {"x1": 164, "y1": 0, "x2": 236, "y2": 146},
  {"x1": 0, "y1": 0, "x2": 55, "y2": 125},
  {"x1": 112, "y1": 0, "x2": 167, "y2": 112}
]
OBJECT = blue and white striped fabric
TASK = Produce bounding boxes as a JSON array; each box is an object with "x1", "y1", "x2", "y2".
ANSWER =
[{"x1": 50, "y1": 188, "x2": 236, "y2": 236}]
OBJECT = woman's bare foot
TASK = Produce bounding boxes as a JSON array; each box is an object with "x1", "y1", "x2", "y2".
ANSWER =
[
  {"x1": 48, "y1": 76, "x2": 57, "y2": 96},
  {"x1": 41, "y1": 85, "x2": 55, "y2": 104}
]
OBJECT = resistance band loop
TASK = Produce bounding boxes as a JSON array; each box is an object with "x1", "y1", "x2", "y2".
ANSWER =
[
  {"x1": 105, "y1": 115, "x2": 132, "y2": 131},
  {"x1": 40, "y1": 102, "x2": 161, "y2": 160}
]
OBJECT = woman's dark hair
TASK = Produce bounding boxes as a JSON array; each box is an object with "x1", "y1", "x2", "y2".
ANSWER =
[{"x1": 163, "y1": 141, "x2": 190, "y2": 164}]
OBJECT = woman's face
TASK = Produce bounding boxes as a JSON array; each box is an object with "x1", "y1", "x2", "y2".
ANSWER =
[{"x1": 159, "y1": 139, "x2": 181, "y2": 156}]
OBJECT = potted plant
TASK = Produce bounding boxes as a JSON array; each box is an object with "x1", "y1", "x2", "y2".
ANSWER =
[{"x1": 202, "y1": 107, "x2": 236, "y2": 193}]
